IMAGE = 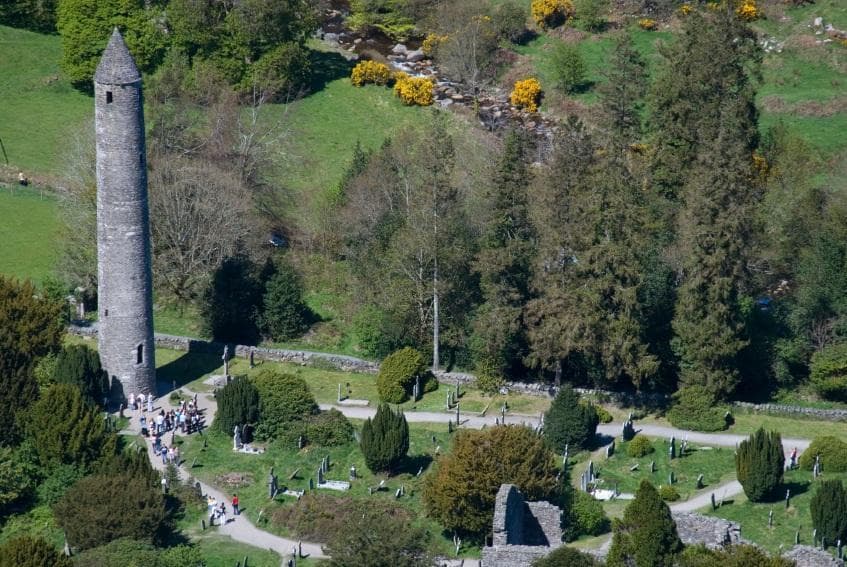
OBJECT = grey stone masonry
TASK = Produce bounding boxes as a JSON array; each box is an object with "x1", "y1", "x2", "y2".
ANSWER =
[
  {"x1": 95, "y1": 29, "x2": 156, "y2": 401},
  {"x1": 671, "y1": 512, "x2": 741, "y2": 549},
  {"x1": 783, "y1": 545, "x2": 844, "y2": 566},
  {"x1": 482, "y1": 484, "x2": 562, "y2": 567}
]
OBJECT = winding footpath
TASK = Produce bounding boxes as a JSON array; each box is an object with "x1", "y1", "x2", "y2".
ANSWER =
[{"x1": 121, "y1": 387, "x2": 816, "y2": 564}]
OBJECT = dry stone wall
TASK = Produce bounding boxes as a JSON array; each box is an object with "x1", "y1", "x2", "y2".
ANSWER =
[{"x1": 783, "y1": 545, "x2": 844, "y2": 566}]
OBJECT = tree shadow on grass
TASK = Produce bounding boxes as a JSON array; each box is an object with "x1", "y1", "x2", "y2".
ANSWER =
[
  {"x1": 396, "y1": 454, "x2": 434, "y2": 477},
  {"x1": 308, "y1": 49, "x2": 355, "y2": 94},
  {"x1": 157, "y1": 349, "x2": 223, "y2": 392}
]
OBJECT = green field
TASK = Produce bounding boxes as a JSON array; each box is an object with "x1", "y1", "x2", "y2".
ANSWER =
[
  {"x1": 0, "y1": 25, "x2": 90, "y2": 175},
  {"x1": 0, "y1": 185, "x2": 58, "y2": 283}
]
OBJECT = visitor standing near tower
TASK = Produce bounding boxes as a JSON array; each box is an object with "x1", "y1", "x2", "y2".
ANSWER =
[{"x1": 94, "y1": 29, "x2": 156, "y2": 403}]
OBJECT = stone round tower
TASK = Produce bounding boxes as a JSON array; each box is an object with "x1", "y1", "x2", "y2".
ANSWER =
[{"x1": 94, "y1": 29, "x2": 156, "y2": 402}]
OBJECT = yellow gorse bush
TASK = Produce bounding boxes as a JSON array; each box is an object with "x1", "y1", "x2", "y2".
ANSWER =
[
  {"x1": 678, "y1": 3, "x2": 693, "y2": 15},
  {"x1": 394, "y1": 76, "x2": 434, "y2": 106},
  {"x1": 422, "y1": 33, "x2": 448, "y2": 57},
  {"x1": 351, "y1": 60, "x2": 393, "y2": 87},
  {"x1": 735, "y1": 0, "x2": 761, "y2": 21},
  {"x1": 531, "y1": 0, "x2": 574, "y2": 30},
  {"x1": 510, "y1": 78, "x2": 542, "y2": 112},
  {"x1": 638, "y1": 18, "x2": 658, "y2": 30}
]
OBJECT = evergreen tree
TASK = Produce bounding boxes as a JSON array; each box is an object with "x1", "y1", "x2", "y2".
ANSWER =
[
  {"x1": 544, "y1": 385, "x2": 599, "y2": 451},
  {"x1": 422, "y1": 425, "x2": 559, "y2": 540},
  {"x1": 607, "y1": 479, "x2": 682, "y2": 567},
  {"x1": 259, "y1": 259, "x2": 310, "y2": 341},
  {"x1": 735, "y1": 428, "x2": 784, "y2": 502},
  {"x1": 472, "y1": 129, "x2": 535, "y2": 377},
  {"x1": 810, "y1": 480, "x2": 847, "y2": 547},
  {"x1": 201, "y1": 255, "x2": 262, "y2": 345},
  {"x1": 0, "y1": 536, "x2": 73, "y2": 567},
  {"x1": 54, "y1": 344, "x2": 109, "y2": 407},
  {"x1": 24, "y1": 383, "x2": 116, "y2": 472},
  {"x1": 360, "y1": 404, "x2": 409, "y2": 474},
  {"x1": 0, "y1": 276, "x2": 64, "y2": 446},
  {"x1": 213, "y1": 376, "x2": 260, "y2": 436},
  {"x1": 56, "y1": 0, "x2": 169, "y2": 91},
  {"x1": 533, "y1": 546, "x2": 600, "y2": 567},
  {"x1": 597, "y1": 31, "x2": 647, "y2": 146}
]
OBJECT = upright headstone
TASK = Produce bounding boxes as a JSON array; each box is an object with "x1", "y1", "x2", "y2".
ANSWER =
[
  {"x1": 711, "y1": 493, "x2": 717, "y2": 510},
  {"x1": 414, "y1": 376, "x2": 420, "y2": 401},
  {"x1": 456, "y1": 403, "x2": 460, "y2": 425},
  {"x1": 785, "y1": 488, "x2": 791, "y2": 509},
  {"x1": 337, "y1": 383, "x2": 342, "y2": 403},
  {"x1": 349, "y1": 465, "x2": 357, "y2": 480},
  {"x1": 768, "y1": 509, "x2": 773, "y2": 527},
  {"x1": 588, "y1": 461, "x2": 595, "y2": 482},
  {"x1": 668, "y1": 471, "x2": 674, "y2": 485},
  {"x1": 796, "y1": 531, "x2": 800, "y2": 545},
  {"x1": 696, "y1": 474, "x2": 704, "y2": 489},
  {"x1": 669, "y1": 436, "x2": 676, "y2": 460},
  {"x1": 650, "y1": 460, "x2": 655, "y2": 473}
]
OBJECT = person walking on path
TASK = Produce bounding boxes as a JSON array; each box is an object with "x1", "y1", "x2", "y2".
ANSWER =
[{"x1": 232, "y1": 494, "x2": 239, "y2": 516}]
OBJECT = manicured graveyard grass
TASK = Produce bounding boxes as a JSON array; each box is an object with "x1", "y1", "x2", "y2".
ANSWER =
[
  {"x1": 191, "y1": 536, "x2": 321, "y2": 567},
  {"x1": 706, "y1": 469, "x2": 847, "y2": 554},
  {"x1": 638, "y1": 411, "x2": 847, "y2": 442},
  {"x1": 0, "y1": 26, "x2": 91, "y2": 175},
  {"x1": 0, "y1": 185, "x2": 59, "y2": 283},
  {"x1": 153, "y1": 303, "x2": 208, "y2": 339},
  {"x1": 177, "y1": 420, "x2": 466, "y2": 558},
  {"x1": 572, "y1": 437, "x2": 736, "y2": 500}
]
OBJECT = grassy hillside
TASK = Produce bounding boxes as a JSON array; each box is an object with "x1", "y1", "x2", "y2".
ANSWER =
[
  {"x1": 0, "y1": 185, "x2": 58, "y2": 284},
  {"x1": 0, "y1": 25, "x2": 89, "y2": 176}
]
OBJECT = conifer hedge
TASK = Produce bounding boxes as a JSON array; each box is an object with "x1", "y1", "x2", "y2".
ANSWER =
[
  {"x1": 213, "y1": 375, "x2": 260, "y2": 436},
  {"x1": 735, "y1": 428, "x2": 784, "y2": 502},
  {"x1": 810, "y1": 479, "x2": 847, "y2": 546}
]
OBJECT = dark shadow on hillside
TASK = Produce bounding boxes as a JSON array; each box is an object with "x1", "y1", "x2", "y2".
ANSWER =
[
  {"x1": 396, "y1": 454, "x2": 434, "y2": 477},
  {"x1": 308, "y1": 49, "x2": 355, "y2": 94},
  {"x1": 589, "y1": 433, "x2": 615, "y2": 451},
  {"x1": 157, "y1": 349, "x2": 222, "y2": 392}
]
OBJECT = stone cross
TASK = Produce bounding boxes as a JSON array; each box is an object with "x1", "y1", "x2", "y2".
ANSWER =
[
  {"x1": 317, "y1": 467, "x2": 324, "y2": 485},
  {"x1": 222, "y1": 345, "x2": 229, "y2": 376},
  {"x1": 455, "y1": 403, "x2": 460, "y2": 425}
]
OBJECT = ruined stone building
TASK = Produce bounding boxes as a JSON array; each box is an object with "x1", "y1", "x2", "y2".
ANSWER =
[
  {"x1": 481, "y1": 484, "x2": 563, "y2": 566},
  {"x1": 94, "y1": 29, "x2": 156, "y2": 401}
]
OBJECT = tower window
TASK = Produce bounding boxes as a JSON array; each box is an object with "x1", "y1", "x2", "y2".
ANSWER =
[
  {"x1": 104, "y1": 309, "x2": 109, "y2": 317},
  {"x1": 136, "y1": 344, "x2": 143, "y2": 365},
  {"x1": 106, "y1": 91, "x2": 113, "y2": 104}
]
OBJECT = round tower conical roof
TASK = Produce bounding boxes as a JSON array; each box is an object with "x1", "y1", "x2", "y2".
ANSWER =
[{"x1": 94, "y1": 28, "x2": 141, "y2": 85}]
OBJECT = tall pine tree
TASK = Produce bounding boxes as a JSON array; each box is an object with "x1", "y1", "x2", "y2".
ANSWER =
[
  {"x1": 607, "y1": 479, "x2": 682, "y2": 567},
  {"x1": 597, "y1": 31, "x2": 647, "y2": 147},
  {"x1": 471, "y1": 129, "x2": 535, "y2": 378},
  {"x1": 360, "y1": 404, "x2": 409, "y2": 474}
]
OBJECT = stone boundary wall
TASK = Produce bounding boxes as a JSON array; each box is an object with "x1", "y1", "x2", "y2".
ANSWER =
[
  {"x1": 783, "y1": 545, "x2": 844, "y2": 566},
  {"x1": 672, "y1": 512, "x2": 741, "y2": 549},
  {"x1": 67, "y1": 324, "x2": 847, "y2": 423}
]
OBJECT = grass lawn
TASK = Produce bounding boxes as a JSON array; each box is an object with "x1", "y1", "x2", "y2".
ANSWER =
[
  {"x1": 178, "y1": 420, "x2": 467, "y2": 558},
  {"x1": 579, "y1": 438, "x2": 736, "y2": 501},
  {"x1": 0, "y1": 185, "x2": 59, "y2": 283},
  {"x1": 707, "y1": 468, "x2": 846, "y2": 556},
  {"x1": 0, "y1": 25, "x2": 90, "y2": 175}
]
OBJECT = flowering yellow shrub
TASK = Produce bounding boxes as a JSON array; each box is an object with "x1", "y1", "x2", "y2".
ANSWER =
[
  {"x1": 531, "y1": 0, "x2": 574, "y2": 30},
  {"x1": 752, "y1": 151, "x2": 768, "y2": 179},
  {"x1": 735, "y1": 0, "x2": 761, "y2": 21},
  {"x1": 510, "y1": 78, "x2": 542, "y2": 112},
  {"x1": 638, "y1": 18, "x2": 658, "y2": 30},
  {"x1": 394, "y1": 76, "x2": 434, "y2": 106},
  {"x1": 351, "y1": 60, "x2": 393, "y2": 87},
  {"x1": 678, "y1": 3, "x2": 693, "y2": 15},
  {"x1": 422, "y1": 33, "x2": 448, "y2": 57}
]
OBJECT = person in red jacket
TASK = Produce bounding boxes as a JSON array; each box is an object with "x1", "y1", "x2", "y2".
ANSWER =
[{"x1": 232, "y1": 494, "x2": 239, "y2": 516}]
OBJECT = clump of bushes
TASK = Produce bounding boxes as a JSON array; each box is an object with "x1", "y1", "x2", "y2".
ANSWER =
[
  {"x1": 627, "y1": 435, "x2": 654, "y2": 458},
  {"x1": 510, "y1": 78, "x2": 542, "y2": 112},
  {"x1": 252, "y1": 369, "x2": 318, "y2": 441},
  {"x1": 799, "y1": 436, "x2": 847, "y2": 472},
  {"x1": 638, "y1": 18, "x2": 657, "y2": 30},
  {"x1": 667, "y1": 385, "x2": 730, "y2": 432},
  {"x1": 810, "y1": 342, "x2": 847, "y2": 401},
  {"x1": 568, "y1": 490, "x2": 610, "y2": 537},
  {"x1": 531, "y1": 0, "x2": 574, "y2": 29},
  {"x1": 659, "y1": 485, "x2": 680, "y2": 502},
  {"x1": 305, "y1": 409, "x2": 354, "y2": 447},
  {"x1": 351, "y1": 60, "x2": 393, "y2": 86},
  {"x1": 394, "y1": 74, "x2": 434, "y2": 106},
  {"x1": 544, "y1": 385, "x2": 599, "y2": 451},
  {"x1": 377, "y1": 347, "x2": 435, "y2": 403}
]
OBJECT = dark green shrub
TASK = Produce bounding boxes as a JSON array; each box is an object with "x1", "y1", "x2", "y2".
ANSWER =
[
  {"x1": 54, "y1": 344, "x2": 109, "y2": 407},
  {"x1": 474, "y1": 359, "x2": 506, "y2": 395},
  {"x1": 53, "y1": 472, "x2": 169, "y2": 550},
  {"x1": 569, "y1": 490, "x2": 610, "y2": 536},
  {"x1": 811, "y1": 343, "x2": 847, "y2": 401},
  {"x1": 799, "y1": 436, "x2": 847, "y2": 472},
  {"x1": 201, "y1": 255, "x2": 262, "y2": 345},
  {"x1": 352, "y1": 306, "x2": 397, "y2": 359},
  {"x1": 735, "y1": 428, "x2": 784, "y2": 502},
  {"x1": 305, "y1": 409, "x2": 354, "y2": 447},
  {"x1": 678, "y1": 544, "x2": 795, "y2": 566},
  {"x1": 667, "y1": 386, "x2": 729, "y2": 432},
  {"x1": 574, "y1": 0, "x2": 608, "y2": 32},
  {"x1": 0, "y1": 446, "x2": 38, "y2": 510},
  {"x1": 810, "y1": 480, "x2": 847, "y2": 547},
  {"x1": 607, "y1": 480, "x2": 682, "y2": 567},
  {"x1": 377, "y1": 347, "x2": 430, "y2": 404},
  {"x1": 252, "y1": 369, "x2": 318, "y2": 441},
  {"x1": 259, "y1": 260, "x2": 310, "y2": 341},
  {"x1": 533, "y1": 545, "x2": 601, "y2": 566},
  {"x1": 544, "y1": 385, "x2": 599, "y2": 451},
  {"x1": 37, "y1": 463, "x2": 84, "y2": 506},
  {"x1": 213, "y1": 376, "x2": 260, "y2": 436},
  {"x1": 627, "y1": 435, "x2": 654, "y2": 458},
  {"x1": 70, "y1": 538, "x2": 160, "y2": 567},
  {"x1": 0, "y1": 535, "x2": 73, "y2": 567},
  {"x1": 659, "y1": 485, "x2": 680, "y2": 502},
  {"x1": 551, "y1": 42, "x2": 586, "y2": 94},
  {"x1": 360, "y1": 404, "x2": 409, "y2": 473},
  {"x1": 246, "y1": 42, "x2": 311, "y2": 100},
  {"x1": 493, "y1": 0, "x2": 529, "y2": 43},
  {"x1": 596, "y1": 405, "x2": 613, "y2": 424},
  {"x1": 25, "y1": 384, "x2": 116, "y2": 471}
]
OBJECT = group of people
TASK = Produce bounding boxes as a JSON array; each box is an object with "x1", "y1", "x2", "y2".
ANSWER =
[
  {"x1": 136, "y1": 397, "x2": 205, "y2": 437},
  {"x1": 207, "y1": 494, "x2": 239, "y2": 527}
]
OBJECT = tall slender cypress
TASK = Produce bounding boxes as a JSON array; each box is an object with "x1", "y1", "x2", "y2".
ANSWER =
[{"x1": 360, "y1": 404, "x2": 409, "y2": 473}]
